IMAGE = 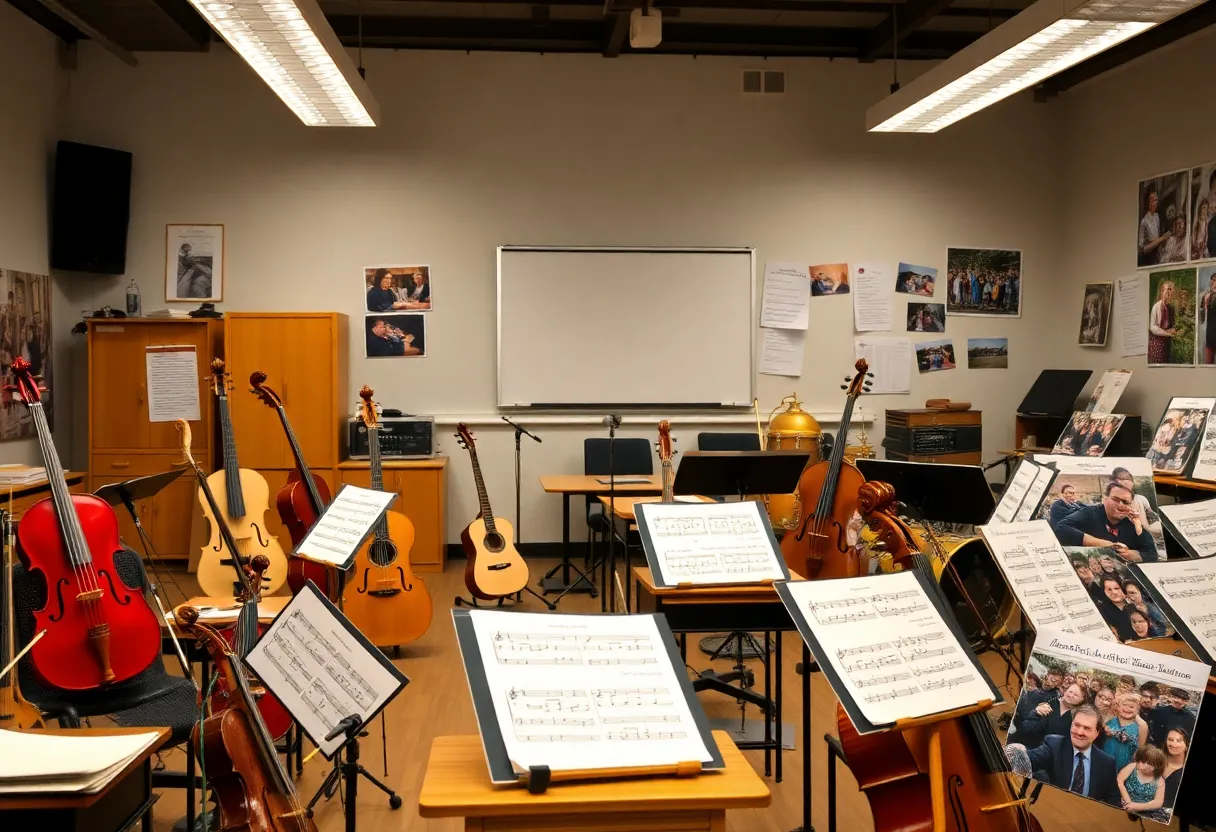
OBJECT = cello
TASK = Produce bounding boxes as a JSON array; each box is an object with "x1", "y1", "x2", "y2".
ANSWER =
[
  {"x1": 834, "y1": 489, "x2": 1044, "y2": 832},
  {"x1": 175, "y1": 604, "x2": 318, "y2": 832},
  {"x1": 341, "y1": 387, "x2": 432, "y2": 647},
  {"x1": 0, "y1": 509, "x2": 43, "y2": 728},
  {"x1": 248, "y1": 371, "x2": 337, "y2": 600},
  {"x1": 7, "y1": 358, "x2": 161, "y2": 690},
  {"x1": 195, "y1": 359, "x2": 289, "y2": 598},
  {"x1": 780, "y1": 360, "x2": 871, "y2": 579}
]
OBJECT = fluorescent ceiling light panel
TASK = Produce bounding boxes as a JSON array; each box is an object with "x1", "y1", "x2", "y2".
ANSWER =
[
  {"x1": 866, "y1": 0, "x2": 1201, "y2": 133},
  {"x1": 188, "y1": 0, "x2": 380, "y2": 127}
]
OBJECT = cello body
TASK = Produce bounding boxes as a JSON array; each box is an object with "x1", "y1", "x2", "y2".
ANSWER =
[
  {"x1": 277, "y1": 469, "x2": 334, "y2": 597},
  {"x1": 342, "y1": 510, "x2": 433, "y2": 647},
  {"x1": 780, "y1": 460, "x2": 865, "y2": 579},
  {"x1": 195, "y1": 468, "x2": 288, "y2": 598}
]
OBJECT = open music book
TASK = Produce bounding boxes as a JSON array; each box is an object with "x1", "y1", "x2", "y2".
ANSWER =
[{"x1": 0, "y1": 729, "x2": 162, "y2": 794}]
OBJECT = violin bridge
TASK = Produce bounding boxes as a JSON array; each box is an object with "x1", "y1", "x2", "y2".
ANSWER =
[
  {"x1": 87, "y1": 623, "x2": 116, "y2": 683},
  {"x1": 76, "y1": 588, "x2": 104, "y2": 603}
]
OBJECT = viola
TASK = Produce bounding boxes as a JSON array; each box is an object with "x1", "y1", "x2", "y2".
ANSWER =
[
  {"x1": 780, "y1": 360, "x2": 871, "y2": 579},
  {"x1": 7, "y1": 358, "x2": 161, "y2": 690},
  {"x1": 175, "y1": 604, "x2": 318, "y2": 832},
  {"x1": 248, "y1": 371, "x2": 337, "y2": 600},
  {"x1": 0, "y1": 509, "x2": 43, "y2": 728},
  {"x1": 341, "y1": 387, "x2": 433, "y2": 647},
  {"x1": 835, "y1": 493, "x2": 1044, "y2": 832},
  {"x1": 177, "y1": 419, "x2": 292, "y2": 740}
]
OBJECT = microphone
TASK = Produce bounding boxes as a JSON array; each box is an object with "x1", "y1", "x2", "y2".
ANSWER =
[{"x1": 602, "y1": 415, "x2": 622, "y2": 429}]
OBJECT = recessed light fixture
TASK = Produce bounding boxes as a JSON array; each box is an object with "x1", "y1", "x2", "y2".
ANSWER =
[{"x1": 187, "y1": 0, "x2": 380, "y2": 127}]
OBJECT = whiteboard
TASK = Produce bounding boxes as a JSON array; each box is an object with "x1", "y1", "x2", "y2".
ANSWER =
[{"x1": 497, "y1": 247, "x2": 755, "y2": 407}]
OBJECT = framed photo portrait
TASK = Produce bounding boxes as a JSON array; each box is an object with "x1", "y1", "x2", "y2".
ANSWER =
[
  {"x1": 1137, "y1": 170, "x2": 1190, "y2": 269},
  {"x1": 363, "y1": 265, "x2": 433, "y2": 313},
  {"x1": 1078, "y1": 282, "x2": 1113, "y2": 347},
  {"x1": 1190, "y1": 163, "x2": 1216, "y2": 263},
  {"x1": 165, "y1": 224, "x2": 223, "y2": 302}
]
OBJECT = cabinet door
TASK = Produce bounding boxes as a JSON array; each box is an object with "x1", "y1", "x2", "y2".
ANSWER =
[
  {"x1": 281, "y1": 317, "x2": 337, "y2": 468},
  {"x1": 338, "y1": 468, "x2": 372, "y2": 490},
  {"x1": 151, "y1": 475, "x2": 202, "y2": 562},
  {"x1": 90, "y1": 326, "x2": 149, "y2": 450},
  {"x1": 225, "y1": 318, "x2": 289, "y2": 470},
  {"x1": 146, "y1": 323, "x2": 217, "y2": 452},
  {"x1": 90, "y1": 475, "x2": 151, "y2": 552},
  {"x1": 392, "y1": 468, "x2": 443, "y2": 571}
]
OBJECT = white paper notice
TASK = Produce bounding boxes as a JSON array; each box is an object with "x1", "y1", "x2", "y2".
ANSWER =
[
  {"x1": 1117, "y1": 274, "x2": 1148, "y2": 357},
  {"x1": 1135, "y1": 558, "x2": 1216, "y2": 661},
  {"x1": 295, "y1": 484, "x2": 397, "y2": 566},
  {"x1": 1085, "y1": 369, "x2": 1132, "y2": 416},
  {"x1": 977, "y1": 520, "x2": 1113, "y2": 640},
  {"x1": 1160, "y1": 498, "x2": 1216, "y2": 558},
  {"x1": 759, "y1": 327, "x2": 805, "y2": 377},
  {"x1": 635, "y1": 500, "x2": 785, "y2": 587},
  {"x1": 760, "y1": 262, "x2": 810, "y2": 330},
  {"x1": 145, "y1": 346, "x2": 200, "y2": 423},
  {"x1": 852, "y1": 262, "x2": 893, "y2": 332},
  {"x1": 853, "y1": 336, "x2": 911, "y2": 394},
  {"x1": 464, "y1": 610, "x2": 712, "y2": 773},
  {"x1": 781, "y1": 572, "x2": 993, "y2": 728}
]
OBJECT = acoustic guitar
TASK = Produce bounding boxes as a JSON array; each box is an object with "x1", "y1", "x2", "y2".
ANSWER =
[
  {"x1": 0, "y1": 509, "x2": 42, "y2": 729},
  {"x1": 195, "y1": 359, "x2": 288, "y2": 598},
  {"x1": 454, "y1": 423, "x2": 529, "y2": 600},
  {"x1": 341, "y1": 387, "x2": 432, "y2": 648}
]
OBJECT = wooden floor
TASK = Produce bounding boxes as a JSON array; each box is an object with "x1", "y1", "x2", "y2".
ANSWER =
[{"x1": 141, "y1": 559, "x2": 1171, "y2": 832}]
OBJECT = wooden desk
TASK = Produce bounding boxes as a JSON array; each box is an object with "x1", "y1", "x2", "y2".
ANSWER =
[
  {"x1": 1155, "y1": 474, "x2": 1216, "y2": 498},
  {"x1": 1, "y1": 473, "x2": 87, "y2": 519},
  {"x1": 538, "y1": 474, "x2": 663, "y2": 597},
  {"x1": 597, "y1": 494, "x2": 715, "y2": 522},
  {"x1": 162, "y1": 594, "x2": 290, "y2": 638},
  {"x1": 418, "y1": 730, "x2": 769, "y2": 831},
  {"x1": 0, "y1": 726, "x2": 170, "y2": 832}
]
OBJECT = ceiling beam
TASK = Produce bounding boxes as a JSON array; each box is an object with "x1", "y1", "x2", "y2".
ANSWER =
[
  {"x1": 1034, "y1": 1, "x2": 1216, "y2": 100},
  {"x1": 858, "y1": 0, "x2": 957, "y2": 61},
  {"x1": 4, "y1": 0, "x2": 83, "y2": 42},
  {"x1": 148, "y1": 0, "x2": 211, "y2": 48},
  {"x1": 28, "y1": 0, "x2": 138, "y2": 64},
  {"x1": 602, "y1": 10, "x2": 630, "y2": 56}
]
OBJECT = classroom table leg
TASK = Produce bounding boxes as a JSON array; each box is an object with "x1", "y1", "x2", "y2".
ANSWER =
[
  {"x1": 776, "y1": 631, "x2": 783, "y2": 783},
  {"x1": 764, "y1": 630, "x2": 772, "y2": 778}
]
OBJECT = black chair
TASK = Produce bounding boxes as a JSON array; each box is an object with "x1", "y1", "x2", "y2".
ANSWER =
[
  {"x1": 696, "y1": 432, "x2": 761, "y2": 452},
  {"x1": 583, "y1": 437, "x2": 653, "y2": 589},
  {"x1": 13, "y1": 548, "x2": 201, "y2": 831}
]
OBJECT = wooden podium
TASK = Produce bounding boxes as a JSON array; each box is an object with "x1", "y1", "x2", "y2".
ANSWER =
[{"x1": 418, "y1": 730, "x2": 770, "y2": 831}]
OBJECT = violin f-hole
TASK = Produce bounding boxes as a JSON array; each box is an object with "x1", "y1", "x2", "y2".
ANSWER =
[
  {"x1": 47, "y1": 577, "x2": 69, "y2": 623},
  {"x1": 251, "y1": 522, "x2": 271, "y2": 548},
  {"x1": 97, "y1": 568, "x2": 131, "y2": 605},
  {"x1": 395, "y1": 566, "x2": 412, "y2": 592},
  {"x1": 832, "y1": 519, "x2": 850, "y2": 553},
  {"x1": 355, "y1": 569, "x2": 371, "y2": 595},
  {"x1": 948, "y1": 774, "x2": 970, "y2": 832}
]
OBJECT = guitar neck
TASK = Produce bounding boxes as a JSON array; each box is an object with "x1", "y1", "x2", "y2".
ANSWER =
[
  {"x1": 467, "y1": 449, "x2": 497, "y2": 532},
  {"x1": 661, "y1": 459, "x2": 673, "y2": 502},
  {"x1": 368, "y1": 426, "x2": 388, "y2": 540},
  {"x1": 218, "y1": 395, "x2": 247, "y2": 518},
  {"x1": 277, "y1": 405, "x2": 324, "y2": 515}
]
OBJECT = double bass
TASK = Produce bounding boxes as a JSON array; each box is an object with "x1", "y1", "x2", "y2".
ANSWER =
[
  {"x1": 7, "y1": 358, "x2": 161, "y2": 690},
  {"x1": 175, "y1": 604, "x2": 318, "y2": 832},
  {"x1": 248, "y1": 371, "x2": 336, "y2": 600},
  {"x1": 780, "y1": 360, "x2": 871, "y2": 579},
  {"x1": 0, "y1": 509, "x2": 43, "y2": 728}
]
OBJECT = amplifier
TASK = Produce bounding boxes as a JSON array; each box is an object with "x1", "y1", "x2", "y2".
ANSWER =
[
  {"x1": 348, "y1": 416, "x2": 435, "y2": 459},
  {"x1": 883, "y1": 425, "x2": 983, "y2": 455}
]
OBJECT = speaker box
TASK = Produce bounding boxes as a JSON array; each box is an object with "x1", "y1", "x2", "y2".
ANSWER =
[{"x1": 50, "y1": 141, "x2": 132, "y2": 274}]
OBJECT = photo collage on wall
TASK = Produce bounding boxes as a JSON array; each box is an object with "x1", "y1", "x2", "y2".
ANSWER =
[
  {"x1": 0, "y1": 269, "x2": 52, "y2": 440},
  {"x1": 363, "y1": 265, "x2": 432, "y2": 358}
]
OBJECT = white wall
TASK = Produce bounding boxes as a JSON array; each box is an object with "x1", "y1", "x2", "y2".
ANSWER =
[
  {"x1": 61, "y1": 44, "x2": 1072, "y2": 543},
  {"x1": 0, "y1": 4, "x2": 77, "y2": 465},
  {"x1": 1059, "y1": 27, "x2": 1216, "y2": 431}
]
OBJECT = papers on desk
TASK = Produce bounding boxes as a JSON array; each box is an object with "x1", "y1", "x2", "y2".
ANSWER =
[
  {"x1": 634, "y1": 500, "x2": 789, "y2": 587},
  {"x1": 595, "y1": 476, "x2": 652, "y2": 485},
  {"x1": 0, "y1": 729, "x2": 161, "y2": 794}
]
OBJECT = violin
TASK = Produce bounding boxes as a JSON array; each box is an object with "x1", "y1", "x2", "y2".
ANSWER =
[
  {"x1": 175, "y1": 604, "x2": 318, "y2": 832},
  {"x1": 248, "y1": 372, "x2": 338, "y2": 600},
  {"x1": 0, "y1": 509, "x2": 43, "y2": 729},
  {"x1": 780, "y1": 360, "x2": 871, "y2": 579},
  {"x1": 7, "y1": 358, "x2": 161, "y2": 690},
  {"x1": 835, "y1": 490, "x2": 1044, "y2": 832}
]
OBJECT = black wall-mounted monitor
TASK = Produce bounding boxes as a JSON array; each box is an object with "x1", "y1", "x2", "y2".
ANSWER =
[{"x1": 50, "y1": 140, "x2": 132, "y2": 274}]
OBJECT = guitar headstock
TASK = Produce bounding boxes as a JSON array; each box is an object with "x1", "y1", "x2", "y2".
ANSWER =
[
  {"x1": 5, "y1": 357, "x2": 45, "y2": 408},
  {"x1": 358, "y1": 386, "x2": 378, "y2": 428},
  {"x1": 657, "y1": 420, "x2": 673, "y2": 463},
  {"x1": 210, "y1": 358, "x2": 233, "y2": 397},
  {"x1": 175, "y1": 418, "x2": 198, "y2": 469},
  {"x1": 839, "y1": 359, "x2": 873, "y2": 398},
  {"x1": 249, "y1": 371, "x2": 282, "y2": 409},
  {"x1": 455, "y1": 422, "x2": 476, "y2": 451}
]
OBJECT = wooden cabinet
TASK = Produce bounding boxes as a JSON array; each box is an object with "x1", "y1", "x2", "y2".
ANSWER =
[
  {"x1": 87, "y1": 320, "x2": 222, "y2": 563},
  {"x1": 339, "y1": 458, "x2": 446, "y2": 572}
]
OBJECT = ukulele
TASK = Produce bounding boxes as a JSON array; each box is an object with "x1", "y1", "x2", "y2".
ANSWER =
[
  {"x1": 455, "y1": 423, "x2": 529, "y2": 600},
  {"x1": 341, "y1": 387, "x2": 432, "y2": 647},
  {"x1": 780, "y1": 360, "x2": 872, "y2": 579},
  {"x1": 249, "y1": 371, "x2": 337, "y2": 600},
  {"x1": 657, "y1": 420, "x2": 674, "y2": 503},
  {"x1": 7, "y1": 358, "x2": 162, "y2": 690},
  {"x1": 177, "y1": 419, "x2": 292, "y2": 739},
  {"x1": 0, "y1": 509, "x2": 43, "y2": 729},
  {"x1": 195, "y1": 359, "x2": 288, "y2": 598}
]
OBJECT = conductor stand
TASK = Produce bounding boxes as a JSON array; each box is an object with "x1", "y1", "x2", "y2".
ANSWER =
[
  {"x1": 305, "y1": 714, "x2": 402, "y2": 829},
  {"x1": 503, "y1": 415, "x2": 541, "y2": 604}
]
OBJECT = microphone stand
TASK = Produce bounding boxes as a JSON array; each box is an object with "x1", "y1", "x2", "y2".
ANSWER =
[{"x1": 502, "y1": 416, "x2": 540, "y2": 603}]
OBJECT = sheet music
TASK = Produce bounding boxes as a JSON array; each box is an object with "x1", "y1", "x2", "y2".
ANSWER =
[
  {"x1": 294, "y1": 484, "x2": 396, "y2": 567},
  {"x1": 1084, "y1": 369, "x2": 1132, "y2": 416},
  {"x1": 1017, "y1": 463, "x2": 1057, "y2": 522},
  {"x1": 465, "y1": 610, "x2": 712, "y2": 773},
  {"x1": 1190, "y1": 413, "x2": 1216, "y2": 483},
  {"x1": 1160, "y1": 499, "x2": 1216, "y2": 558},
  {"x1": 245, "y1": 585, "x2": 407, "y2": 757},
  {"x1": 145, "y1": 345, "x2": 200, "y2": 423},
  {"x1": 991, "y1": 458, "x2": 1039, "y2": 523},
  {"x1": 635, "y1": 500, "x2": 785, "y2": 586},
  {"x1": 977, "y1": 520, "x2": 1114, "y2": 641},
  {"x1": 781, "y1": 572, "x2": 993, "y2": 727},
  {"x1": 1136, "y1": 558, "x2": 1216, "y2": 661}
]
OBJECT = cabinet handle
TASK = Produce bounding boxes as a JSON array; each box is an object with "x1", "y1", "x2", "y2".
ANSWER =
[{"x1": 110, "y1": 462, "x2": 131, "y2": 469}]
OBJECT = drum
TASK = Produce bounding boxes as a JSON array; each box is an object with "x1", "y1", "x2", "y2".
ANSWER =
[{"x1": 924, "y1": 534, "x2": 1016, "y2": 646}]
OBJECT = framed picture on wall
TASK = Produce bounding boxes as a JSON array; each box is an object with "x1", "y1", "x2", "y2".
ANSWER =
[
  {"x1": 1078, "y1": 282, "x2": 1112, "y2": 346},
  {"x1": 165, "y1": 223, "x2": 223, "y2": 302},
  {"x1": 1191, "y1": 162, "x2": 1216, "y2": 263},
  {"x1": 1137, "y1": 169, "x2": 1189, "y2": 269}
]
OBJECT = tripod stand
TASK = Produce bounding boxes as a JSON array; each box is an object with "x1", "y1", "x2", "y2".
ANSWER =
[{"x1": 305, "y1": 714, "x2": 401, "y2": 829}]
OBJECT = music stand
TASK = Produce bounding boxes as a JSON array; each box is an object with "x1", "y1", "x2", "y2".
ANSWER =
[
  {"x1": 670, "y1": 450, "x2": 811, "y2": 500},
  {"x1": 853, "y1": 458, "x2": 996, "y2": 525}
]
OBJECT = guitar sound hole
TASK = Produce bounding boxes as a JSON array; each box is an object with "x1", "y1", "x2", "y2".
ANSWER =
[
  {"x1": 369, "y1": 540, "x2": 398, "y2": 567},
  {"x1": 483, "y1": 532, "x2": 505, "y2": 553}
]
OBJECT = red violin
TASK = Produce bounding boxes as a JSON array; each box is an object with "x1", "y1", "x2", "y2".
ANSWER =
[{"x1": 7, "y1": 358, "x2": 161, "y2": 690}]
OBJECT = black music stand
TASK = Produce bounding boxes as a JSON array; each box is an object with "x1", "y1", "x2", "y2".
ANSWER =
[{"x1": 853, "y1": 458, "x2": 996, "y2": 524}]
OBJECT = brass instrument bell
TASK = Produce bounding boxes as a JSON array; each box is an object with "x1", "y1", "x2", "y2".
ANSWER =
[{"x1": 763, "y1": 395, "x2": 822, "y2": 530}]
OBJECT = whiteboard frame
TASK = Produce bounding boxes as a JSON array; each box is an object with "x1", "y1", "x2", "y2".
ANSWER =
[{"x1": 496, "y1": 245, "x2": 757, "y2": 408}]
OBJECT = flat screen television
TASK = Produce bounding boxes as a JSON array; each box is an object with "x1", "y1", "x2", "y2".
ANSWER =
[{"x1": 50, "y1": 140, "x2": 132, "y2": 274}]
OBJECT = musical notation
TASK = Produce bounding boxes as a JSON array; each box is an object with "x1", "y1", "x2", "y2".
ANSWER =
[
  {"x1": 1161, "y1": 499, "x2": 1216, "y2": 557},
  {"x1": 296, "y1": 484, "x2": 397, "y2": 566},
  {"x1": 1138, "y1": 556, "x2": 1216, "y2": 661},
  {"x1": 635, "y1": 500, "x2": 786, "y2": 587}
]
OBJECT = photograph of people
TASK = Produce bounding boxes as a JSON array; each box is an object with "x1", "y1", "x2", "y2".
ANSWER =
[
  {"x1": 1078, "y1": 282, "x2": 1113, "y2": 346},
  {"x1": 1146, "y1": 401, "x2": 1211, "y2": 473},
  {"x1": 1147, "y1": 268, "x2": 1197, "y2": 365},
  {"x1": 914, "y1": 338, "x2": 956, "y2": 372},
  {"x1": 895, "y1": 263, "x2": 936, "y2": 296},
  {"x1": 1191, "y1": 164, "x2": 1216, "y2": 261},
  {"x1": 364, "y1": 313, "x2": 425, "y2": 358},
  {"x1": 905, "y1": 302, "x2": 945, "y2": 332},
  {"x1": 809, "y1": 263, "x2": 850, "y2": 296},
  {"x1": 945, "y1": 247, "x2": 1022, "y2": 317},
  {"x1": 1053, "y1": 480, "x2": 1157, "y2": 563},
  {"x1": 364, "y1": 265, "x2": 434, "y2": 312},
  {"x1": 1199, "y1": 267, "x2": 1216, "y2": 364},
  {"x1": 1050, "y1": 412, "x2": 1125, "y2": 457},
  {"x1": 1138, "y1": 171, "x2": 1190, "y2": 268}
]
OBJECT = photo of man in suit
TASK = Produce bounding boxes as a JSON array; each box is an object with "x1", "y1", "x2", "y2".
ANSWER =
[
  {"x1": 1048, "y1": 483, "x2": 1083, "y2": 530},
  {"x1": 1053, "y1": 480, "x2": 1158, "y2": 563},
  {"x1": 1021, "y1": 706, "x2": 1121, "y2": 806}
]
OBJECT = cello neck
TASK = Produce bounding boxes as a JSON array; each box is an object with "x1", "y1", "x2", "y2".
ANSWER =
[
  {"x1": 814, "y1": 393, "x2": 857, "y2": 519},
  {"x1": 27, "y1": 401, "x2": 92, "y2": 568},
  {"x1": 217, "y1": 392, "x2": 246, "y2": 519},
  {"x1": 277, "y1": 404, "x2": 324, "y2": 516}
]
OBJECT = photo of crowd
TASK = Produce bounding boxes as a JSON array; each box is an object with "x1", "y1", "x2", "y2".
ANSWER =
[
  {"x1": 946, "y1": 247, "x2": 1022, "y2": 317},
  {"x1": 906, "y1": 302, "x2": 945, "y2": 333},
  {"x1": 1005, "y1": 651, "x2": 1199, "y2": 823},
  {"x1": 810, "y1": 263, "x2": 850, "y2": 296},
  {"x1": 1065, "y1": 547, "x2": 1173, "y2": 642},
  {"x1": 1138, "y1": 170, "x2": 1191, "y2": 268},
  {"x1": 1190, "y1": 163, "x2": 1216, "y2": 262},
  {"x1": 1037, "y1": 463, "x2": 1165, "y2": 562},
  {"x1": 967, "y1": 338, "x2": 1008, "y2": 369},
  {"x1": 915, "y1": 338, "x2": 956, "y2": 372},
  {"x1": 1078, "y1": 282, "x2": 1113, "y2": 346},
  {"x1": 1051, "y1": 412, "x2": 1125, "y2": 457},
  {"x1": 895, "y1": 263, "x2": 936, "y2": 296},
  {"x1": 1147, "y1": 399, "x2": 1211, "y2": 474}
]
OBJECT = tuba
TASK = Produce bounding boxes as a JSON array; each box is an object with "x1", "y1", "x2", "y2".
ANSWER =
[{"x1": 761, "y1": 395, "x2": 822, "y2": 530}]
